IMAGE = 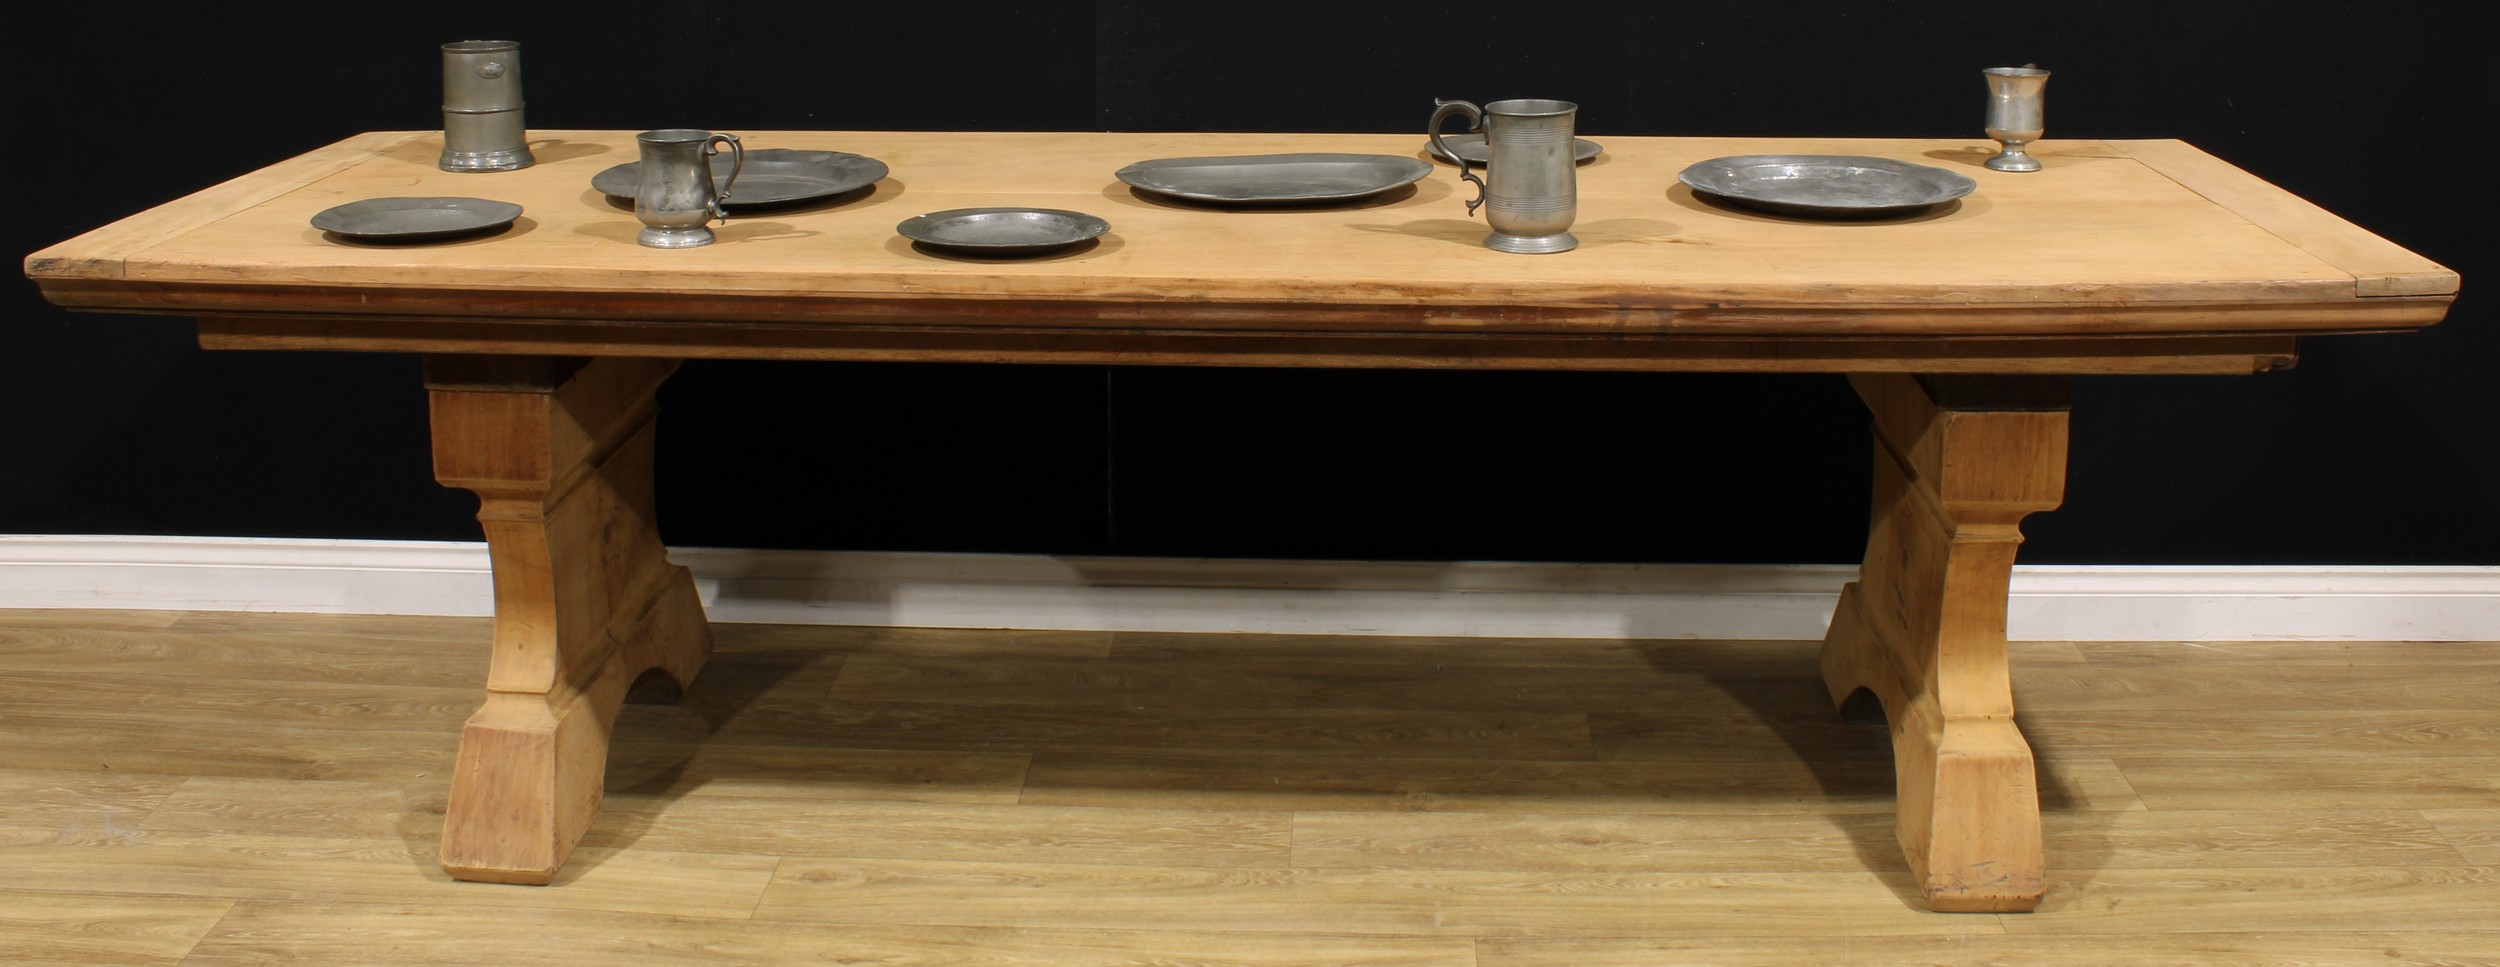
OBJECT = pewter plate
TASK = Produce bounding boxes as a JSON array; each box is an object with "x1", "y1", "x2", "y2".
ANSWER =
[
  {"x1": 310, "y1": 196, "x2": 522, "y2": 242},
  {"x1": 592, "y1": 148, "x2": 888, "y2": 210},
  {"x1": 1677, "y1": 155, "x2": 1976, "y2": 217},
  {"x1": 897, "y1": 208, "x2": 1110, "y2": 257},
  {"x1": 1115, "y1": 153, "x2": 1432, "y2": 206},
  {"x1": 1426, "y1": 134, "x2": 1603, "y2": 165}
]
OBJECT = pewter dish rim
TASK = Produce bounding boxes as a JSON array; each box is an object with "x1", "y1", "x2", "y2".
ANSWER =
[
  {"x1": 1114, "y1": 152, "x2": 1433, "y2": 205},
  {"x1": 1676, "y1": 154, "x2": 1977, "y2": 215},
  {"x1": 309, "y1": 196, "x2": 523, "y2": 240}
]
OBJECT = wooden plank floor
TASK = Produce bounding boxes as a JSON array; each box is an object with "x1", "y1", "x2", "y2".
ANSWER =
[{"x1": 3, "y1": 609, "x2": 2496, "y2": 966}]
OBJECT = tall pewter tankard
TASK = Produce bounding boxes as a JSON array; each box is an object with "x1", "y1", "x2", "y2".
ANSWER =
[
  {"x1": 1428, "y1": 98, "x2": 1579, "y2": 254},
  {"x1": 438, "y1": 40, "x2": 534, "y2": 172},
  {"x1": 633, "y1": 129, "x2": 745, "y2": 249}
]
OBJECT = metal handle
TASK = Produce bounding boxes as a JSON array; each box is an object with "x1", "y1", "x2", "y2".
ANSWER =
[
  {"x1": 704, "y1": 134, "x2": 745, "y2": 223},
  {"x1": 1429, "y1": 98, "x2": 1487, "y2": 217}
]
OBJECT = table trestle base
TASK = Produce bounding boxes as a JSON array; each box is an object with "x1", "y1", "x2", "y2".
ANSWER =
[
  {"x1": 426, "y1": 355, "x2": 712, "y2": 884},
  {"x1": 1820, "y1": 373, "x2": 2069, "y2": 913}
]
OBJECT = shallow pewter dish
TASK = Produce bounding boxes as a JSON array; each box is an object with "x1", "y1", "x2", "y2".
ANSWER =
[
  {"x1": 310, "y1": 196, "x2": 522, "y2": 242},
  {"x1": 592, "y1": 148, "x2": 888, "y2": 210},
  {"x1": 1427, "y1": 133, "x2": 1602, "y2": 165},
  {"x1": 1116, "y1": 153, "x2": 1432, "y2": 206},
  {"x1": 896, "y1": 208, "x2": 1110, "y2": 257},
  {"x1": 1677, "y1": 155, "x2": 1976, "y2": 217}
]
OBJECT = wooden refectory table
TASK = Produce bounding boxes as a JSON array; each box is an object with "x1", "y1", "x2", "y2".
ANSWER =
[{"x1": 25, "y1": 130, "x2": 2457, "y2": 912}]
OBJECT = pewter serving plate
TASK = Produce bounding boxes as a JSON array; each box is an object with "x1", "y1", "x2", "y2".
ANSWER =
[
  {"x1": 1677, "y1": 155, "x2": 1976, "y2": 217},
  {"x1": 897, "y1": 208, "x2": 1110, "y2": 257},
  {"x1": 1427, "y1": 134, "x2": 1603, "y2": 165},
  {"x1": 310, "y1": 196, "x2": 522, "y2": 241},
  {"x1": 1116, "y1": 153, "x2": 1432, "y2": 206},
  {"x1": 592, "y1": 148, "x2": 888, "y2": 210}
]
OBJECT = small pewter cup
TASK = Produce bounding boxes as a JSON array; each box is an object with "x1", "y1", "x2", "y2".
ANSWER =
[
  {"x1": 633, "y1": 129, "x2": 745, "y2": 249},
  {"x1": 1983, "y1": 66, "x2": 2050, "y2": 173},
  {"x1": 439, "y1": 40, "x2": 534, "y2": 172},
  {"x1": 1428, "y1": 98, "x2": 1580, "y2": 254}
]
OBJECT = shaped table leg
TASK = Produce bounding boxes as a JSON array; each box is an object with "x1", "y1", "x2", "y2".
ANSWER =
[
  {"x1": 426, "y1": 356, "x2": 711, "y2": 884},
  {"x1": 1821, "y1": 373, "x2": 2069, "y2": 912}
]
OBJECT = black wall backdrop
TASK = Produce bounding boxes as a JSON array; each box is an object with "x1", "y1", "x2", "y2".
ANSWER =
[{"x1": 5, "y1": 3, "x2": 2491, "y2": 566}]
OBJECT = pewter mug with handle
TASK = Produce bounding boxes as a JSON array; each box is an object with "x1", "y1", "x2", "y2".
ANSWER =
[
  {"x1": 634, "y1": 129, "x2": 745, "y2": 249},
  {"x1": 1428, "y1": 98, "x2": 1579, "y2": 254}
]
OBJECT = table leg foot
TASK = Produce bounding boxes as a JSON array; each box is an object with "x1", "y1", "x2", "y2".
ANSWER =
[
  {"x1": 1821, "y1": 374, "x2": 2068, "y2": 913},
  {"x1": 426, "y1": 356, "x2": 710, "y2": 885}
]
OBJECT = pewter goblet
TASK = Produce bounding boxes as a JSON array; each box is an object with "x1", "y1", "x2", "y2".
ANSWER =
[{"x1": 1983, "y1": 66, "x2": 2050, "y2": 172}]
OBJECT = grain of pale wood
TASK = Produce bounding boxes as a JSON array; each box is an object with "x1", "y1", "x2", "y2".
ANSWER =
[
  {"x1": 2421, "y1": 810, "x2": 2500, "y2": 865},
  {"x1": 678, "y1": 699, "x2": 1598, "y2": 760},
  {"x1": 757, "y1": 857, "x2": 1986, "y2": 938},
  {"x1": 0, "y1": 828, "x2": 775, "y2": 918},
  {"x1": 601, "y1": 735, "x2": 1033, "y2": 803},
  {"x1": 1109, "y1": 633, "x2": 2093, "y2": 668},
  {"x1": 0, "y1": 769, "x2": 185, "y2": 827},
  {"x1": 1290, "y1": 810, "x2": 1896, "y2": 873},
  {"x1": 139, "y1": 776, "x2": 445, "y2": 840},
  {"x1": 1999, "y1": 866, "x2": 2500, "y2": 935},
  {"x1": 829, "y1": 653, "x2": 1886, "y2": 714},
  {"x1": 583, "y1": 795, "x2": 1293, "y2": 867},
  {"x1": 0, "y1": 670, "x2": 479, "y2": 731},
  {"x1": 0, "y1": 625, "x2": 488, "y2": 689},
  {"x1": 0, "y1": 608, "x2": 185, "y2": 631},
  {"x1": 0, "y1": 708, "x2": 456, "y2": 780},
  {"x1": 1479, "y1": 933, "x2": 2500, "y2": 967},
  {"x1": 1289, "y1": 808, "x2": 2456, "y2": 874},
  {"x1": 27, "y1": 131, "x2": 2452, "y2": 344},
  {"x1": 2012, "y1": 664, "x2": 2500, "y2": 711},
  {"x1": 7, "y1": 611, "x2": 2500, "y2": 963},
  {"x1": 1020, "y1": 751, "x2": 1917, "y2": 814},
  {"x1": 2075, "y1": 639, "x2": 2500, "y2": 666},
  {"x1": 2020, "y1": 708, "x2": 2500, "y2": 758},
  {"x1": 2107, "y1": 138, "x2": 2459, "y2": 297},
  {"x1": 1589, "y1": 717, "x2": 2153, "y2": 812},
  {"x1": 0, "y1": 890, "x2": 234, "y2": 967},
  {"x1": 2112, "y1": 756, "x2": 2500, "y2": 810},
  {"x1": 177, "y1": 902, "x2": 1479, "y2": 967}
]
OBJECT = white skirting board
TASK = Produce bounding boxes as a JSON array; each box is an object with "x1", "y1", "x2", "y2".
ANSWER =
[{"x1": 1, "y1": 535, "x2": 2494, "y2": 642}]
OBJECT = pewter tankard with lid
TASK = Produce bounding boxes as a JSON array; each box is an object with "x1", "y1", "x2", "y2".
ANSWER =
[
  {"x1": 633, "y1": 129, "x2": 745, "y2": 249},
  {"x1": 1428, "y1": 98, "x2": 1579, "y2": 254}
]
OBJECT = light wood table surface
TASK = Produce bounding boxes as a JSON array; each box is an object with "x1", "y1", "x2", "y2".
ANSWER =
[{"x1": 25, "y1": 130, "x2": 2458, "y2": 912}]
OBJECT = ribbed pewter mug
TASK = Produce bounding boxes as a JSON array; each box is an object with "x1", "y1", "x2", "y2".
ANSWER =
[
  {"x1": 1428, "y1": 98, "x2": 1579, "y2": 254},
  {"x1": 633, "y1": 129, "x2": 744, "y2": 249},
  {"x1": 438, "y1": 40, "x2": 534, "y2": 172}
]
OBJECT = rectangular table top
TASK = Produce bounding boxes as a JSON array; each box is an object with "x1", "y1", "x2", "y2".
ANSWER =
[{"x1": 25, "y1": 131, "x2": 2456, "y2": 374}]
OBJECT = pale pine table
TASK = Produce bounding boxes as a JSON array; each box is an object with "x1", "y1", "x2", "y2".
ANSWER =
[{"x1": 26, "y1": 130, "x2": 2457, "y2": 912}]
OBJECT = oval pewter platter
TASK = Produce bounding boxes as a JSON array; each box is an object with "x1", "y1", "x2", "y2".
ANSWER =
[
  {"x1": 1116, "y1": 153, "x2": 1432, "y2": 206},
  {"x1": 593, "y1": 148, "x2": 888, "y2": 210},
  {"x1": 311, "y1": 196, "x2": 522, "y2": 242},
  {"x1": 1677, "y1": 155, "x2": 1975, "y2": 217},
  {"x1": 1426, "y1": 134, "x2": 1603, "y2": 165},
  {"x1": 897, "y1": 208, "x2": 1110, "y2": 257}
]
